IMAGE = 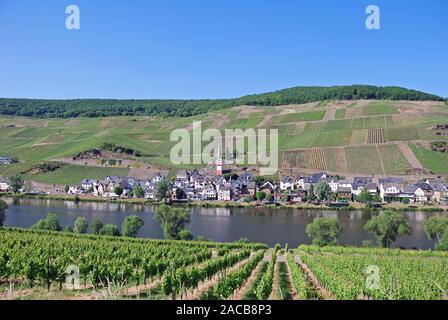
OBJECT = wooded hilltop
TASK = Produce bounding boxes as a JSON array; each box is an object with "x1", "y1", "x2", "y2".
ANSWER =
[{"x1": 0, "y1": 85, "x2": 444, "y2": 118}]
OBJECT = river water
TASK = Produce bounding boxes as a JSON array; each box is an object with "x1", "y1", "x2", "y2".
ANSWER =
[{"x1": 1, "y1": 198, "x2": 439, "y2": 249}]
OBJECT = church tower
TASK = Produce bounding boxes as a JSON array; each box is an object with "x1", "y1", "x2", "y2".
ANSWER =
[{"x1": 215, "y1": 147, "x2": 223, "y2": 176}]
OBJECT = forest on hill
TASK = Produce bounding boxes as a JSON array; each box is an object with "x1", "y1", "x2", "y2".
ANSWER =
[{"x1": 0, "y1": 85, "x2": 444, "y2": 119}]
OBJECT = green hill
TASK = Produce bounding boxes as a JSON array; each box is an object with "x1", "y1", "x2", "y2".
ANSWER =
[
  {"x1": 1, "y1": 99, "x2": 447, "y2": 184},
  {"x1": 0, "y1": 85, "x2": 444, "y2": 118}
]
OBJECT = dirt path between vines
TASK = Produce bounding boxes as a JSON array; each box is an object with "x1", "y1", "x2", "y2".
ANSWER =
[
  {"x1": 323, "y1": 107, "x2": 337, "y2": 121},
  {"x1": 183, "y1": 254, "x2": 256, "y2": 301},
  {"x1": 67, "y1": 278, "x2": 161, "y2": 300},
  {"x1": 285, "y1": 256, "x2": 299, "y2": 300},
  {"x1": 294, "y1": 255, "x2": 336, "y2": 300},
  {"x1": 257, "y1": 115, "x2": 273, "y2": 128},
  {"x1": 376, "y1": 145, "x2": 386, "y2": 175},
  {"x1": 231, "y1": 259, "x2": 264, "y2": 300},
  {"x1": 268, "y1": 256, "x2": 281, "y2": 300},
  {"x1": 398, "y1": 143, "x2": 424, "y2": 169}
]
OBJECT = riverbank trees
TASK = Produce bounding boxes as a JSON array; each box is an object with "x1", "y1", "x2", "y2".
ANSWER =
[
  {"x1": 8, "y1": 175, "x2": 24, "y2": 194},
  {"x1": 364, "y1": 210, "x2": 412, "y2": 248},
  {"x1": 74, "y1": 217, "x2": 89, "y2": 234},
  {"x1": 122, "y1": 215, "x2": 144, "y2": 238},
  {"x1": 424, "y1": 216, "x2": 448, "y2": 250},
  {"x1": 32, "y1": 213, "x2": 62, "y2": 232},
  {"x1": 305, "y1": 218, "x2": 342, "y2": 247},
  {"x1": 0, "y1": 199, "x2": 6, "y2": 227},
  {"x1": 154, "y1": 204, "x2": 191, "y2": 240}
]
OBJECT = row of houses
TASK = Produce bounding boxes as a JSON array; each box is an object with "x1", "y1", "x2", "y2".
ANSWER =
[
  {"x1": 278, "y1": 173, "x2": 448, "y2": 204},
  {"x1": 2, "y1": 168, "x2": 448, "y2": 205},
  {"x1": 68, "y1": 169, "x2": 448, "y2": 205},
  {"x1": 67, "y1": 169, "x2": 258, "y2": 202},
  {"x1": 68, "y1": 173, "x2": 166, "y2": 199},
  {"x1": 172, "y1": 170, "x2": 257, "y2": 201},
  {"x1": 379, "y1": 178, "x2": 448, "y2": 203},
  {"x1": 0, "y1": 177, "x2": 9, "y2": 192}
]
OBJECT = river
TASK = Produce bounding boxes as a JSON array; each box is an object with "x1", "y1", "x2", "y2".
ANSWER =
[{"x1": 0, "y1": 198, "x2": 439, "y2": 249}]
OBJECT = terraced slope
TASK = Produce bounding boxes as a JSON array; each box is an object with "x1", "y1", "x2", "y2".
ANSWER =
[{"x1": 0, "y1": 100, "x2": 447, "y2": 184}]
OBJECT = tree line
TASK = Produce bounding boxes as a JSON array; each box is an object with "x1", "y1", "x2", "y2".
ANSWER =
[
  {"x1": 306, "y1": 213, "x2": 448, "y2": 250},
  {"x1": 0, "y1": 85, "x2": 444, "y2": 118},
  {"x1": 27, "y1": 204, "x2": 195, "y2": 241}
]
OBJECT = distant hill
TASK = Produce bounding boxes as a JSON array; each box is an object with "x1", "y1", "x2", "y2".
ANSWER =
[
  {"x1": 1, "y1": 99, "x2": 448, "y2": 179},
  {"x1": 0, "y1": 85, "x2": 444, "y2": 118}
]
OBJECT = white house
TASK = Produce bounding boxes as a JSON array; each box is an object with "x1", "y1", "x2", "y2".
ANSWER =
[
  {"x1": 145, "y1": 181, "x2": 156, "y2": 190},
  {"x1": 352, "y1": 185, "x2": 365, "y2": 197},
  {"x1": 193, "y1": 178, "x2": 206, "y2": 190},
  {"x1": 173, "y1": 179, "x2": 185, "y2": 188},
  {"x1": 202, "y1": 184, "x2": 217, "y2": 200},
  {"x1": 68, "y1": 186, "x2": 86, "y2": 195},
  {"x1": 366, "y1": 183, "x2": 379, "y2": 195},
  {"x1": 0, "y1": 178, "x2": 9, "y2": 192},
  {"x1": 430, "y1": 183, "x2": 448, "y2": 203},
  {"x1": 82, "y1": 179, "x2": 99, "y2": 191},
  {"x1": 414, "y1": 187, "x2": 428, "y2": 202},
  {"x1": 297, "y1": 177, "x2": 311, "y2": 191},
  {"x1": 176, "y1": 170, "x2": 189, "y2": 181},
  {"x1": 103, "y1": 192, "x2": 119, "y2": 200},
  {"x1": 404, "y1": 185, "x2": 425, "y2": 202},
  {"x1": 93, "y1": 184, "x2": 105, "y2": 196},
  {"x1": 152, "y1": 172, "x2": 165, "y2": 184},
  {"x1": 280, "y1": 176, "x2": 295, "y2": 191},
  {"x1": 218, "y1": 186, "x2": 232, "y2": 201},
  {"x1": 328, "y1": 179, "x2": 339, "y2": 193},
  {"x1": 380, "y1": 183, "x2": 401, "y2": 201},
  {"x1": 145, "y1": 189, "x2": 156, "y2": 200}
]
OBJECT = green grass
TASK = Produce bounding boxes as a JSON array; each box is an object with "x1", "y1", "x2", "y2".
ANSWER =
[
  {"x1": 277, "y1": 262, "x2": 293, "y2": 300},
  {"x1": 350, "y1": 130, "x2": 367, "y2": 145},
  {"x1": 24, "y1": 164, "x2": 130, "y2": 185},
  {"x1": 363, "y1": 101, "x2": 399, "y2": 116},
  {"x1": 282, "y1": 133, "x2": 318, "y2": 149},
  {"x1": 314, "y1": 131, "x2": 352, "y2": 147},
  {"x1": 335, "y1": 109, "x2": 346, "y2": 119},
  {"x1": 244, "y1": 262, "x2": 268, "y2": 300},
  {"x1": 351, "y1": 118, "x2": 364, "y2": 130},
  {"x1": 225, "y1": 117, "x2": 264, "y2": 129},
  {"x1": 346, "y1": 146, "x2": 384, "y2": 174},
  {"x1": 0, "y1": 162, "x2": 35, "y2": 177},
  {"x1": 410, "y1": 144, "x2": 448, "y2": 174},
  {"x1": 378, "y1": 145, "x2": 412, "y2": 174},
  {"x1": 363, "y1": 116, "x2": 387, "y2": 129},
  {"x1": 272, "y1": 111, "x2": 325, "y2": 124},
  {"x1": 323, "y1": 119, "x2": 352, "y2": 132},
  {"x1": 385, "y1": 127, "x2": 420, "y2": 142}
]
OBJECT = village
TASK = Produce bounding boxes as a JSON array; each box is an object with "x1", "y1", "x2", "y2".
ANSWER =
[{"x1": 1, "y1": 158, "x2": 447, "y2": 207}]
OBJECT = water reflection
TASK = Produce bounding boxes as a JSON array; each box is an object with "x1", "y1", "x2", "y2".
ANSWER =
[{"x1": 3, "y1": 198, "x2": 439, "y2": 249}]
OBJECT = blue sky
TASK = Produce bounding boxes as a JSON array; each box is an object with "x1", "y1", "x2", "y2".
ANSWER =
[{"x1": 0, "y1": 0, "x2": 447, "y2": 99}]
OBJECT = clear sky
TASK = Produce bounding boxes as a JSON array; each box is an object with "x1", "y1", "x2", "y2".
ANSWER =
[{"x1": 0, "y1": 0, "x2": 447, "y2": 99}]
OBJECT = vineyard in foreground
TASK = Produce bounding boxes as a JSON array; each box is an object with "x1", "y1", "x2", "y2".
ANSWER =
[{"x1": 0, "y1": 228, "x2": 447, "y2": 300}]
